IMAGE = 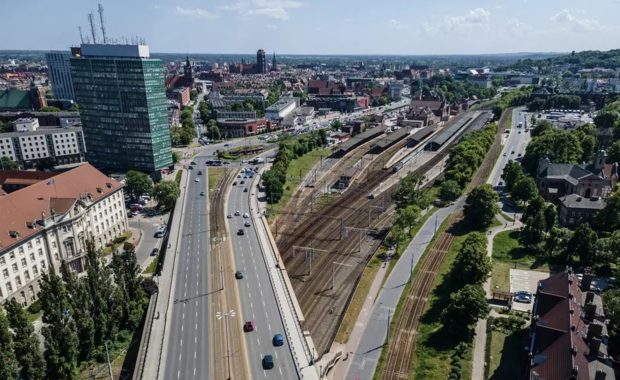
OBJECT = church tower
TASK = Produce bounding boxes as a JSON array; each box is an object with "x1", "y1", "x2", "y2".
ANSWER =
[
  {"x1": 270, "y1": 51, "x2": 278, "y2": 72},
  {"x1": 184, "y1": 55, "x2": 194, "y2": 85}
]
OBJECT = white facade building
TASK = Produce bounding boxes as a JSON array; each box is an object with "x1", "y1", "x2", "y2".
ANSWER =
[
  {"x1": 265, "y1": 97, "x2": 299, "y2": 120},
  {"x1": 12, "y1": 118, "x2": 40, "y2": 132},
  {"x1": 0, "y1": 126, "x2": 87, "y2": 169},
  {"x1": 45, "y1": 51, "x2": 76, "y2": 101},
  {"x1": 387, "y1": 82, "x2": 403, "y2": 101},
  {"x1": 0, "y1": 164, "x2": 128, "y2": 306}
]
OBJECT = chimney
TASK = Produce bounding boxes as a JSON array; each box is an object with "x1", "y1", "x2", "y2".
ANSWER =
[
  {"x1": 594, "y1": 369, "x2": 607, "y2": 380},
  {"x1": 585, "y1": 303, "x2": 597, "y2": 322},
  {"x1": 589, "y1": 337, "x2": 602, "y2": 357},
  {"x1": 586, "y1": 291, "x2": 595, "y2": 305},
  {"x1": 587, "y1": 323, "x2": 604, "y2": 341},
  {"x1": 582, "y1": 274, "x2": 593, "y2": 291}
]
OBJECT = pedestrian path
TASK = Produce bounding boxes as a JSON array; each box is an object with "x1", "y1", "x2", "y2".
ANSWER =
[{"x1": 470, "y1": 214, "x2": 523, "y2": 380}]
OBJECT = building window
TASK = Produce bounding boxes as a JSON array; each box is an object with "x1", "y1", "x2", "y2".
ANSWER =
[
  {"x1": 15, "y1": 277, "x2": 22, "y2": 287},
  {"x1": 24, "y1": 271, "x2": 30, "y2": 281},
  {"x1": 40, "y1": 261, "x2": 46, "y2": 269},
  {"x1": 2, "y1": 269, "x2": 8, "y2": 278},
  {"x1": 21, "y1": 258, "x2": 26, "y2": 267},
  {"x1": 52, "y1": 241, "x2": 57, "y2": 248},
  {"x1": 38, "y1": 248, "x2": 43, "y2": 257},
  {"x1": 12, "y1": 263, "x2": 18, "y2": 272},
  {"x1": 0, "y1": 257, "x2": 5, "y2": 266},
  {"x1": 6, "y1": 282, "x2": 13, "y2": 292},
  {"x1": 32, "y1": 266, "x2": 38, "y2": 275},
  {"x1": 30, "y1": 253, "x2": 35, "y2": 261},
  {"x1": 29, "y1": 285, "x2": 35, "y2": 301},
  {"x1": 9, "y1": 252, "x2": 15, "y2": 260},
  {"x1": 18, "y1": 247, "x2": 24, "y2": 254},
  {"x1": 27, "y1": 242, "x2": 32, "y2": 249},
  {"x1": 36, "y1": 237, "x2": 41, "y2": 245}
]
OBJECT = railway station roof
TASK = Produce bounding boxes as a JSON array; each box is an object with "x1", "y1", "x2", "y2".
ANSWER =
[
  {"x1": 338, "y1": 126, "x2": 384, "y2": 152},
  {"x1": 374, "y1": 127, "x2": 413, "y2": 149}
]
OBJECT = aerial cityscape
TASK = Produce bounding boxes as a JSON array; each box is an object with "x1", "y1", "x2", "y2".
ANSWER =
[{"x1": 2, "y1": 1, "x2": 620, "y2": 380}]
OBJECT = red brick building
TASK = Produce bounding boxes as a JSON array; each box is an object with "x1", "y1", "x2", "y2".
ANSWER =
[
  {"x1": 307, "y1": 80, "x2": 344, "y2": 95},
  {"x1": 170, "y1": 87, "x2": 190, "y2": 107}
]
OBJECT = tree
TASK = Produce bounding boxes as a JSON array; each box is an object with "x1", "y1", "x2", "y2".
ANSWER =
[
  {"x1": 527, "y1": 98, "x2": 546, "y2": 112},
  {"x1": 441, "y1": 284, "x2": 490, "y2": 339},
  {"x1": 125, "y1": 170, "x2": 152, "y2": 200},
  {"x1": 392, "y1": 173, "x2": 428, "y2": 210},
  {"x1": 463, "y1": 184, "x2": 500, "y2": 227},
  {"x1": 263, "y1": 170, "x2": 284, "y2": 204},
  {"x1": 35, "y1": 157, "x2": 55, "y2": 171},
  {"x1": 439, "y1": 180, "x2": 462, "y2": 201},
  {"x1": 378, "y1": 96, "x2": 389, "y2": 106},
  {"x1": 596, "y1": 191, "x2": 620, "y2": 231},
  {"x1": 317, "y1": 129, "x2": 328, "y2": 146},
  {"x1": 452, "y1": 232, "x2": 491, "y2": 285},
  {"x1": 520, "y1": 211, "x2": 548, "y2": 250},
  {"x1": 109, "y1": 246, "x2": 146, "y2": 330},
  {"x1": 569, "y1": 224, "x2": 599, "y2": 267},
  {"x1": 530, "y1": 119, "x2": 552, "y2": 138},
  {"x1": 172, "y1": 151, "x2": 181, "y2": 164},
  {"x1": 572, "y1": 123, "x2": 597, "y2": 162},
  {"x1": 68, "y1": 103, "x2": 79, "y2": 112},
  {"x1": 189, "y1": 89, "x2": 197, "y2": 101},
  {"x1": 521, "y1": 128, "x2": 583, "y2": 174},
  {"x1": 501, "y1": 160, "x2": 524, "y2": 192},
  {"x1": 4, "y1": 299, "x2": 47, "y2": 380},
  {"x1": 602, "y1": 289, "x2": 620, "y2": 356},
  {"x1": 0, "y1": 308, "x2": 19, "y2": 380},
  {"x1": 331, "y1": 119, "x2": 342, "y2": 130},
  {"x1": 1, "y1": 156, "x2": 18, "y2": 170},
  {"x1": 208, "y1": 125, "x2": 221, "y2": 141},
  {"x1": 39, "y1": 269, "x2": 79, "y2": 380},
  {"x1": 607, "y1": 140, "x2": 620, "y2": 163},
  {"x1": 511, "y1": 177, "x2": 538, "y2": 203},
  {"x1": 38, "y1": 106, "x2": 62, "y2": 112},
  {"x1": 153, "y1": 180, "x2": 180, "y2": 210},
  {"x1": 63, "y1": 269, "x2": 95, "y2": 362},
  {"x1": 394, "y1": 205, "x2": 421, "y2": 236},
  {"x1": 594, "y1": 110, "x2": 619, "y2": 129}
]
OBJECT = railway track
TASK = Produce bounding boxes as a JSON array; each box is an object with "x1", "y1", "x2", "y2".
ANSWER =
[{"x1": 379, "y1": 111, "x2": 507, "y2": 380}]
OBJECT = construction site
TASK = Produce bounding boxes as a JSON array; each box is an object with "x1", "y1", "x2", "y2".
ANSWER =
[{"x1": 270, "y1": 109, "x2": 494, "y2": 356}]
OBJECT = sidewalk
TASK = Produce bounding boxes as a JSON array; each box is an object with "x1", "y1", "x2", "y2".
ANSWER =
[
  {"x1": 141, "y1": 169, "x2": 190, "y2": 380},
  {"x1": 470, "y1": 213, "x2": 523, "y2": 380}
]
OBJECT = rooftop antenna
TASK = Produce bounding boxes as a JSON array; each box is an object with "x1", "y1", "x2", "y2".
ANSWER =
[
  {"x1": 78, "y1": 26, "x2": 85, "y2": 44},
  {"x1": 98, "y1": 4, "x2": 108, "y2": 44},
  {"x1": 88, "y1": 12, "x2": 98, "y2": 44}
]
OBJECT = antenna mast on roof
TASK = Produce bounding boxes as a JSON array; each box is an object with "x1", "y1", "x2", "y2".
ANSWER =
[
  {"x1": 79, "y1": 26, "x2": 85, "y2": 44},
  {"x1": 98, "y1": 4, "x2": 108, "y2": 44},
  {"x1": 88, "y1": 12, "x2": 98, "y2": 44}
]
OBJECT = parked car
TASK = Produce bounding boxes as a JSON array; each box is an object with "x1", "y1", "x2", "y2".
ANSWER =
[
  {"x1": 130, "y1": 204, "x2": 143, "y2": 211},
  {"x1": 151, "y1": 248, "x2": 158, "y2": 256},
  {"x1": 514, "y1": 295, "x2": 532, "y2": 303}
]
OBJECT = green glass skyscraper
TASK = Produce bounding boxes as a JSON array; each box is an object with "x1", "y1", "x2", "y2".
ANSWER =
[{"x1": 71, "y1": 44, "x2": 172, "y2": 173}]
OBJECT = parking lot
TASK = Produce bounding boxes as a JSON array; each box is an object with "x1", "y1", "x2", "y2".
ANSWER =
[{"x1": 509, "y1": 269, "x2": 550, "y2": 312}]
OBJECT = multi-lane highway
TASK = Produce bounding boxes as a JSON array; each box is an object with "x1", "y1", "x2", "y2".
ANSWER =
[
  {"x1": 164, "y1": 157, "x2": 211, "y2": 380},
  {"x1": 226, "y1": 171, "x2": 298, "y2": 379},
  {"x1": 487, "y1": 107, "x2": 532, "y2": 187}
]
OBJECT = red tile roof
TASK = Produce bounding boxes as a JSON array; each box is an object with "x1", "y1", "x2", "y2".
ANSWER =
[
  {"x1": 0, "y1": 164, "x2": 123, "y2": 252},
  {"x1": 0, "y1": 170, "x2": 58, "y2": 187}
]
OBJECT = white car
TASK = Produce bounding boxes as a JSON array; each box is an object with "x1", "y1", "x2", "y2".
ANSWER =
[
  {"x1": 195, "y1": 178, "x2": 200, "y2": 182},
  {"x1": 235, "y1": 210, "x2": 241, "y2": 216},
  {"x1": 243, "y1": 213, "x2": 249, "y2": 218},
  {"x1": 227, "y1": 213, "x2": 233, "y2": 218}
]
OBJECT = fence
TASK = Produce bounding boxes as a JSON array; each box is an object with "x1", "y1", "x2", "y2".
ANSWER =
[{"x1": 131, "y1": 293, "x2": 157, "y2": 380}]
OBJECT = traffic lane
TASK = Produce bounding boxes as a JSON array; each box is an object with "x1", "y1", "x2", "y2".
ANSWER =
[
  {"x1": 228, "y1": 188, "x2": 297, "y2": 379},
  {"x1": 127, "y1": 218, "x2": 160, "y2": 266}
]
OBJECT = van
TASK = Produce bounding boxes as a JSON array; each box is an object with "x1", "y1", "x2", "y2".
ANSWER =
[{"x1": 155, "y1": 225, "x2": 166, "y2": 238}]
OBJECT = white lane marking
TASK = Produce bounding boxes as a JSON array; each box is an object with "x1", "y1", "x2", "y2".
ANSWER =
[
  {"x1": 279, "y1": 368, "x2": 282, "y2": 375},
  {"x1": 257, "y1": 338, "x2": 260, "y2": 346},
  {"x1": 179, "y1": 354, "x2": 182, "y2": 361},
  {"x1": 268, "y1": 324, "x2": 271, "y2": 331},
  {"x1": 183, "y1": 313, "x2": 185, "y2": 319},
  {"x1": 180, "y1": 339, "x2": 183, "y2": 346}
]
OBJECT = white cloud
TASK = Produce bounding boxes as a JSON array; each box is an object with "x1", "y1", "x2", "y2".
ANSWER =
[
  {"x1": 245, "y1": 8, "x2": 290, "y2": 19},
  {"x1": 550, "y1": 9, "x2": 604, "y2": 33},
  {"x1": 175, "y1": 7, "x2": 219, "y2": 19},
  {"x1": 506, "y1": 18, "x2": 526, "y2": 34},
  {"x1": 433, "y1": 8, "x2": 491, "y2": 35},
  {"x1": 266, "y1": 24, "x2": 278, "y2": 29},
  {"x1": 218, "y1": 0, "x2": 304, "y2": 19},
  {"x1": 389, "y1": 19, "x2": 409, "y2": 29}
]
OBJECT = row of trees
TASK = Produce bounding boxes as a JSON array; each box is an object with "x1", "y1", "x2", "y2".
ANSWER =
[
  {"x1": 424, "y1": 74, "x2": 498, "y2": 103},
  {"x1": 441, "y1": 232, "x2": 491, "y2": 339},
  {"x1": 492, "y1": 87, "x2": 532, "y2": 119},
  {"x1": 170, "y1": 105, "x2": 196, "y2": 146},
  {"x1": 440, "y1": 123, "x2": 499, "y2": 201},
  {"x1": 125, "y1": 170, "x2": 179, "y2": 210},
  {"x1": 263, "y1": 130, "x2": 328, "y2": 204},
  {"x1": 0, "y1": 243, "x2": 151, "y2": 380},
  {"x1": 526, "y1": 94, "x2": 582, "y2": 112}
]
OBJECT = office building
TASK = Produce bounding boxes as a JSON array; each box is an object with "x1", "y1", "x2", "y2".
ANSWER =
[
  {"x1": 388, "y1": 82, "x2": 403, "y2": 101},
  {"x1": 0, "y1": 164, "x2": 128, "y2": 306},
  {"x1": 70, "y1": 44, "x2": 172, "y2": 173},
  {"x1": 46, "y1": 51, "x2": 77, "y2": 101},
  {"x1": 265, "y1": 97, "x2": 299, "y2": 120},
  {"x1": 0, "y1": 121, "x2": 87, "y2": 169},
  {"x1": 257, "y1": 49, "x2": 267, "y2": 74}
]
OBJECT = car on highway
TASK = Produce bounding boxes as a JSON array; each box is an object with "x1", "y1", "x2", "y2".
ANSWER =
[
  {"x1": 272, "y1": 334, "x2": 284, "y2": 347},
  {"x1": 235, "y1": 271, "x2": 244, "y2": 279},
  {"x1": 243, "y1": 188, "x2": 248, "y2": 192},
  {"x1": 237, "y1": 229, "x2": 245, "y2": 235},
  {"x1": 235, "y1": 210, "x2": 241, "y2": 216},
  {"x1": 518, "y1": 153, "x2": 522, "y2": 157},
  {"x1": 240, "y1": 180, "x2": 245, "y2": 185},
  {"x1": 198, "y1": 171, "x2": 202, "y2": 175},
  {"x1": 223, "y1": 162, "x2": 231, "y2": 165},
  {"x1": 243, "y1": 212, "x2": 249, "y2": 218},
  {"x1": 503, "y1": 152, "x2": 507, "y2": 156},
  {"x1": 189, "y1": 166, "x2": 193, "y2": 170},
  {"x1": 244, "y1": 221, "x2": 251, "y2": 227},
  {"x1": 262, "y1": 355, "x2": 274, "y2": 369},
  {"x1": 227, "y1": 213, "x2": 233, "y2": 218},
  {"x1": 191, "y1": 161, "x2": 197, "y2": 165},
  {"x1": 244, "y1": 321, "x2": 254, "y2": 332},
  {"x1": 151, "y1": 248, "x2": 158, "y2": 256},
  {"x1": 200, "y1": 191, "x2": 205, "y2": 196},
  {"x1": 511, "y1": 151, "x2": 515, "y2": 154},
  {"x1": 238, "y1": 174, "x2": 242, "y2": 178},
  {"x1": 233, "y1": 181, "x2": 237, "y2": 186},
  {"x1": 195, "y1": 178, "x2": 200, "y2": 182}
]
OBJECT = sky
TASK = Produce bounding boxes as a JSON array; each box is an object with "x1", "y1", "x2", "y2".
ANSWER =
[{"x1": 2, "y1": 0, "x2": 620, "y2": 55}]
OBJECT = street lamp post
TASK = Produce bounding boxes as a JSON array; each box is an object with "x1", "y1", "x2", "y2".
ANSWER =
[{"x1": 216, "y1": 310, "x2": 236, "y2": 380}]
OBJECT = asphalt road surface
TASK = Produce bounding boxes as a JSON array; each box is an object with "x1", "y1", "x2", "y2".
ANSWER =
[
  {"x1": 227, "y1": 175, "x2": 298, "y2": 380},
  {"x1": 164, "y1": 158, "x2": 211, "y2": 380}
]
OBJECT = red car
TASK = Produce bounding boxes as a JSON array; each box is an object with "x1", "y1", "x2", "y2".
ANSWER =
[{"x1": 244, "y1": 321, "x2": 254, "y2": 332}]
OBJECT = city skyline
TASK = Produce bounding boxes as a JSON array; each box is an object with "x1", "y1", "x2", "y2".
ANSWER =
[{"x1": 2, "y1": 0, "x2": 620, "y2": 55}]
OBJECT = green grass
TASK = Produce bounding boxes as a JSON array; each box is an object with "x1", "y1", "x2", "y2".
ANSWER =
[
  {"x1": 489, "y1": 216, "x2": 503, "y2": 228},
  {"x1": 25, "y1": 300, "x2": 42, "y2": 323},
  {"x1": 268, "y1": 147, "x2": 332, "y2": 217},
  {"x1": 500, "y1": 212, "x2": 515, "y2": 222},
  {"x1": 491, "y1": 230, "x2": 550, "y2": 292},
  {"x1": 102, "y1": 231, "x2": 133, "y2": 255},
  {"x1": 175, "y1": 170, "x2": 182, "y2": 186},
  {"x1": 208, "y1": 167, "x2": 225, "y2": 192},
  {"x1": 487, "y1": 330, "x2": 522, "y2": 380},
  {"x1": 143, "y1": 255, "x2": 159, "y2": 274}
]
